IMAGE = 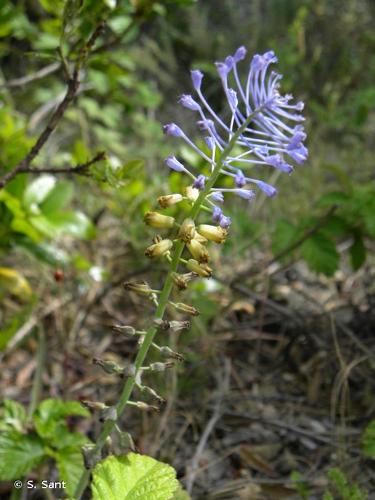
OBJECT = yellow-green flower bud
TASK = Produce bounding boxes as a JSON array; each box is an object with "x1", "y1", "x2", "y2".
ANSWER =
[
  {"x1": 187, "y1": 239, "x2": 210, "y2": 263},
  {"x1": 134, "y1": 401, "x2": 159, "y2": 412},
  {"x1": 93, "y1": 358, "x2": 123, "y2": 375},
  {"x1": 145, "y1": 239, "x2": 173, "y2": 259},
  {"x1": 81, "y1": 400, "x2": 108, "y2": 411},
  {"x1": 184, "y1": 185, "x2": 199, "y2": 202},
  {"x1": 149, "y1": 361, "x2": 174, "y2": 372},
  {"x1": 144, "y1": 211, "x2": 175, "y2": 228},
  {"x1": 186, "y1": 259, "x2": 213, "y2": 278},
  {"x1": 112, "y1": 325, "x2": 137, "y2": 336},
  {"x1": 159, "y1": 346, "x2": 184, "y2": 361},
  {"x1": 194, "y1": 232, "x2": 208, "y2": 244},
  {"x1": 179, "y1": 218, "x2": 195, "y2": 242},
  {"x1": 153, "y1": 319, "x2": 190, "y2": 332},
  {"x1": 172, "y1": 272, "x2": 189, "y2": 290},
  {"x1": 157, "y1": 194, "x2": 183, "y2": 208},
  {"x1": 197, "y1": 224, "x2": 227, "y2": 244},
  {"x1": 123, "y1": 281, "x2": 152, "y2": 295},
  {"x1": 174, "y1": 302, "x2": 200, "y2": 316}
]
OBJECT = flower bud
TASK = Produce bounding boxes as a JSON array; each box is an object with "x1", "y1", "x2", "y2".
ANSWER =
[
  {"x1": 133, "y1": 401, "x2": 159, "y2": 412},
  {"x1": 174, "y1": 302, "x2": 200, "y2": 316},
  {"x1": 149, "y1": 361, "x2": 174, "y2": 372},
  {"x1": 153, "y1": 318, "x2": 170, "y2": 330},
  {"x1": 153, "y1": 318, "x2": 190, "y2": 332},
  {"x1": 140, "y1": 385, "x2": 165, "y2": 404},
  {"x1": 179, "y1": 218, "x2": 195, "y2": 243},
  {"x1": 117, "y1": 431, "x2": 136, "y2": 451},
  {"x1": 157, "y1": 194, "x2": 183, "y2": 208},
  {"x1": 184, "y1": 185, "x2": 199, "y2": 202},
  {"x1": 194, "y1": 232, "x2": 208, "y2": 244},
  {"x1": 123, "y1": 281, "x2": 153, "y2": 295},
  {"x1": 186, "y1": 259, "x2": 213, "y2": 278},
  {"x1": 82, "y1": 444, "x2": 101, "y2": 469},
  {"x1": 111, "y1": 325, "x2": 137, "y2": 336},
  {"x1": 169, "y1": 320, "x2": 190, "y2": 332},
  {"x1": 197, "y1": 224, "x2": 227, "y2": 244},
  {"x1": 81, "y1": 400, "x2": 108, "y2": 411},
  {"x1": 172, "y1": 272, "x2": 189, "y2": 290},
  {"x1": 93, "y1": 358, "x2": 123, "y2": 375},
  {"x1": 145, "y1": 239, "x2": 173, "y2": 259},
  {"x1": 144, "y1": 211, "x2": 175, "y2": 229},
  {"x1": 187, "y1": 239, "x2": 210, "y2": 263},
  {"x1": 159, "y1": 346, "x2": 184, "y2": 361}
]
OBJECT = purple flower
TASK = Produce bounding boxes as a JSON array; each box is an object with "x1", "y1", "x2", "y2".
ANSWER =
[
  {"x1": 163, "y1": 123, "x2": 183, "y2": 137},
  {"x1": 179, "y1": 94, "x2": 201, "y2": 112},
  {"x1": 165, "y1": 155, "x2": 186, "y2": 172},
  {"x1": 234, "y1": 189, "x2": 256, "y2": 200},
  {"x1": 235, "y1": 169, "x2": 246, "y2": 187},
  {"x1": 193, "y1": 174, "x2": 206, "y2": 190},
  {"x1": 211, "y1": 191, "x2": 224, "y2": 203},
  {"x1": 191, "y1": 70, "x2": 204, "y2": 91},
  {"x1": 265, "y1": 154, "x2": 294, "y2": 174},
  {"x1": 234, "y1": 46, "x2": 247, "y2": 62},
  {"x1": 205, "y1": 136, "x2": 215, "y2": 151},
  {"x1": 164, "y1": 46, "x2": 307, "y2": 211},
  {"x1": 254, "y1": 181, "x2": 278, "y2": 197},
  {"x1": 287, "y1": 144, "x2": 308, "y2": 164},
  {"x1": 212, "y1": 206, "x2": 223, "y2": 223},
  {"x1": 219, "y1": 215, "x2": 232, "y2": 228}
]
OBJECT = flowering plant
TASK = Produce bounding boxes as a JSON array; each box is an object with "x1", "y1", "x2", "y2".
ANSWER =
[{"x1": 74, "y1": 46, "x2": 307, "y2": 497}]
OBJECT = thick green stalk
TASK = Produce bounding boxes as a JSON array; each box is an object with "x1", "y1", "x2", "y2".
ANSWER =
[{"x1": 74, "y1": 108, "x2": 260, "y2": 498}]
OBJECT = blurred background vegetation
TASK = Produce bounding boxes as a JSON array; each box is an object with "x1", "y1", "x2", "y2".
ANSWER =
[{"x1": 0, "y1": 0, "x2": 374, "y2": 498}]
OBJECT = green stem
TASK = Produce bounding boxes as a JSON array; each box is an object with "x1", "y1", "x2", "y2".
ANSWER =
[
  {"x1": 28, "y1": 327, "x2": 45, "y2": 419},
  {"x1": 74, "y1": 107, "x2": 261, "y2": 498}
]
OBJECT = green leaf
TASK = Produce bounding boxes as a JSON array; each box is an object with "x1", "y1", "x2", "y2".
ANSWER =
[
  {"x1": 17, "y1": 239, "x2": 69, "y2": 266},
  {"x1": 327, "y1": 468, "x2": 348, "y2": 496},
  {"x1": 363, "y1": 420, "x2": 375, "y2": 458},
  {"x1": 31, "y1": 211, "x2": 95, "y2": 239},
  {"x1": 0, "y1": 431, "x2": 45, "y2": 479},
  {"x1": 39, "y1": 181, "x2": 74, "y2": 214},
  {"x1": 172, "y1": 484, "x2": 191, "y2": 500},
  {"x1": 300, "y1": 233, "x2": 339, "y2": 276},
  {"x1": 0, "y1": 400, "x2": 27, "y2": 432},
  {"x1": 350, "y1": 234, "x2": 366, "y2": 271},
  {"x1": 33, "y1": 399, "x2": 89, "y2": 440},
  {"x1": 92, "y1": 453, "x2": 179, "y2": 500},
  {"x1": 317, "y1": 191, "x2": 351, "y2": 208},
  {"x1": 272, "y1": 219, "x2": 299, "y2": 257},
  {"x1": 23, "y1": 175, "x2": 56, "y2": 209},
  {"x1": 56, "y1": 445, "x2": 87, "y2": 497},
  {"x1": 321, "y1": 215, "x2": 350, "y2": 238}
]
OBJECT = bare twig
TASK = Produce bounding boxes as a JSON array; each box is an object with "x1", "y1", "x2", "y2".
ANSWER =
[
  {"x1": 20, "y1": 151, "x2": 106, "y2": 176},
  {"x1": 232, "y1": 204, "x2": 338, "y2": 283},
  {"x1": 0, "y1": 62, "x2": 61, "y2": 89},
  {"x1": 186, "y1": 358, "x2": 231, "y2": 495},
  {"x1": 267, "y1": 204, "x2": 338, "y2": 267},
  {"x1": 0, "y1": 22, "x2": 105, "y2": 189}
]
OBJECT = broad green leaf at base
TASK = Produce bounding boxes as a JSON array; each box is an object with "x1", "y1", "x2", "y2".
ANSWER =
[{"x1": 92, "y1": 453, "x2": 179, "y2": 500}]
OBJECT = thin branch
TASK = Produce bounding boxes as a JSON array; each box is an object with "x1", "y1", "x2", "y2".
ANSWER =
[
  {"x1": 19, "y1": 151, "x2": 106, "y2": 176},
  {"x1": 0, "y1": 62, "x2": 61, "y2": 89},
  {"x1": 0, "y1": 22, "x2": 105, "y2": 190},
  {"x1": 231, "y1": 204, "x2": 338, "y2": 283},
  {"x1": 267, "y1": 203, "x2": 338, "y2": 266}
]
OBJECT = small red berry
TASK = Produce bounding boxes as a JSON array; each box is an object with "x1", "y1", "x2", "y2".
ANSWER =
[{"x1": 54, "y1": 269, "x2": 64, "y2": 282}]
